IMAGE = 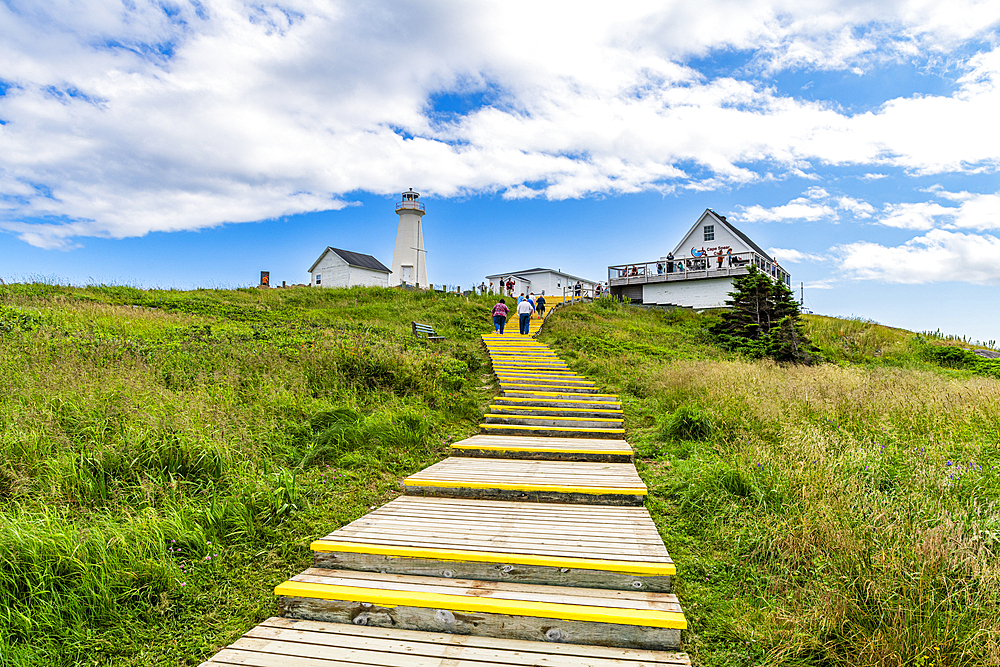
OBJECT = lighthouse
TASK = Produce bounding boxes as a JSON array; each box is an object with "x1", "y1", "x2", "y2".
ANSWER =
[{"x1": 390, "y1": 188, "x2": 428, "y2": 287}]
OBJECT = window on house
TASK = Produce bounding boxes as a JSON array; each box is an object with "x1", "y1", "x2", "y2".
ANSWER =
[
  {"x1": 704, "y1": 225, "x2": 715, "y2": 241},
  {"x1": 315, "y1": 274, "x2": 321, "y2": 285}
]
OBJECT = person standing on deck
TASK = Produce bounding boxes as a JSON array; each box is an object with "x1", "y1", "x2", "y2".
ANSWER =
[
  {"x1": 516, "y1": 297, "x2": 534, "y2": 335},
  {"x1": 491, "y1": 298, "x2": 509, "y2": 334}
]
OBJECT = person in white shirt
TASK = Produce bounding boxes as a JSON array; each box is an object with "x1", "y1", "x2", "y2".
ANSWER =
[{"x1": 516, "y1": 297, "x2": 535, "y2": 335}]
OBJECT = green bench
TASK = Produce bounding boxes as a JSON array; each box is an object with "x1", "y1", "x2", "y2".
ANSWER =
[{"x1": 412, "y1": 321, "x2": 445, "y2": 341}]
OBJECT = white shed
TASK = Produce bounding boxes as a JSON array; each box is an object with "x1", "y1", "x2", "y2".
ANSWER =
[
  {"x1": 484, "y1": 268, "x2": 598, "y2": 297},
  {"x1": 308, "y1": 247, "x2": 390, "y2": 288}
]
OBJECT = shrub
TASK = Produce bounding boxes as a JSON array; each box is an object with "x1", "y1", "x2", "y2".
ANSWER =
[{"x1": 659, "y1": 404, "x2": 715, "y2": 441}]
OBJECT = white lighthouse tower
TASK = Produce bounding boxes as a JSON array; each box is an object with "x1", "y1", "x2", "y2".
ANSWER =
[{"x1": 390, "y1": 188, "x2": 428, "y2": 287}]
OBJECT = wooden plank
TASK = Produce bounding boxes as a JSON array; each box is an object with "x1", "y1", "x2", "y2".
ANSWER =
[
  {"x1": 198, "y1": 618, "x2": 691, "y2": 666},
  {"x1": 312, "y1": 550, "x2": 673, "y2": 593},
  {"x1": 363, "y1": 497, "x2": 655, "y2": 525},
  {"x1": 312, "y1": 537, "x2": 667, "y2": 563},
  {"x1": 311, "y1": 496, "x2": 672, "y2": 573},
  {"x1": 336, "y1": 518, "x2": 660, "y2": 540},
  {"x1": 489, "y1": 406, "x2": 624, "y2": 415},
  {"x1": 483, "y1": 416, "x2": 624, "y2": 424},
  {"x1": 332, "y1": 520, "x2": 664, "y2": 543},
  {"x1": 452, "y1": 435, "x2": 631, "y2": 451},
  {"x1": 478, "y1": 425, "x2": 626, "y2": 439},
  {"x1": 278, "y1": 589, "x2": 683, "y2": 651},
  {"x1": 276, "y1": 568, "x2": 685, "y2": 624},
  {"x1": 404, "y1": 486, "x2": 645, "y2": 507},
  {"x1": 403, "y1": 458, "x2": 647, "y2": 495},
  {"x1": 503, "y1": 390, "x2": 620, "y2": 399},
  {"x1": 283, "y1": 569, "x2": 684, "y2": 608}
]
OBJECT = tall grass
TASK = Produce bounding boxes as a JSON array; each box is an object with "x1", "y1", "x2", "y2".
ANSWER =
[
  {"x1": 542, "y1": 303, "x2": 1000, "y2": 667},
  {"x1": 0, "y1": 284, "x2": 498, "y2": 666}
]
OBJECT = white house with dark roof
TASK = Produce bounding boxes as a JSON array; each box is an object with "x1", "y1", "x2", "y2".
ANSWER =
[
  {"x1": 484, "y1": 268, "x2": 598, "y2": 297},
  {"x1": 308, "y1": 247, "x2": 390, "y2": 288},
  {"x1": 608, "y1": 209, "x2": 790, "y2": 308}
]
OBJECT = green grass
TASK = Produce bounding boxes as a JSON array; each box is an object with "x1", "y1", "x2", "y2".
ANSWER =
[
  {"x1": 0, "y1": 284, "x2": 499, "y2": 666},
  {"x1": 540, "y1": 301, "x2": 1000, "y2": 667},
  {"x1": 4, "y1": 286, "x2": 999, "y2": 666}
]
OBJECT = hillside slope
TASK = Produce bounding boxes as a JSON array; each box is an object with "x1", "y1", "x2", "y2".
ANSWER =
[
  {"x1": 540, "y1": 301, "x2": 1000, "y2": 667},
  {"x1": 1, "y1": 285, "x2": 998, "y2": 666},
  {"x1": 0, "y1": 284, "x2": 498, "y2": 666}
]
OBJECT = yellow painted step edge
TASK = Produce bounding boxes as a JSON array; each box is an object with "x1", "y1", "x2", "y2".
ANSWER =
[
  {"x1": 495, "y1": 379, "x2": 590, "y2": 383},
  {"x1": 500, "y1": 380, "x2": 596, "y2": 393},
  {"x1": 490, "y1": 406, "x2": 623, "y2": 414},
  {"x1": 485, "y1": 415, "x2": 623, "y2": 423},
  {"x1": 479, "y1": 423, "x2": 625, "y2": 433},
  {"x1": 452, "y1": 443, "x2": 630, "y2": 456},
  {"x1": 495, "y1": 375, "x2": 590, "y2": 380},
  {"x1": 497, "y1": 397, "x2": 622, "y2": 406},
  {"x1": 309, "y1": 541, "x2": 675, "y2": 576},
  {"x1": 507, "y1": 391, "x2": 619, "y2": 398},
  {"x1": 493, "y1": 368, "x2": 579, "y2": 372},
  {"x1": 404, "y1": 477, "x2": 645, "y2": 496},
  {"x1": 274, "y1": 581, "x2": 685, "y2": 629}
]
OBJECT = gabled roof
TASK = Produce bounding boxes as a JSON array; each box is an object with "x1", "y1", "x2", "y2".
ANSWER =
[
  {"x1": 484, "y1": 268, "x2": 596, "y2": 284},
  {"x1": 672, "y1": 209, "x2": 774, "y2": 262},
  {"x1": 308, "y1": 247, "x2": 390, "y2": 274}
]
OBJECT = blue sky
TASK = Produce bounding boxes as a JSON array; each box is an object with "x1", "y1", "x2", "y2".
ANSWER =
[{"x1": 2, "y1": 1, "x2": 1000, "y2": 341}]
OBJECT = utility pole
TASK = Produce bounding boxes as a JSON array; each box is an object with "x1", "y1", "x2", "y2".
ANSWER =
[{"x1": 411, "y1": 247, "x2": 428, "y2": 288}]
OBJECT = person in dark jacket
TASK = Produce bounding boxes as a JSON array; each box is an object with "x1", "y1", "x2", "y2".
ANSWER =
[{"x1": 535, "y1": 294, "x2": 546, "y2": 319}]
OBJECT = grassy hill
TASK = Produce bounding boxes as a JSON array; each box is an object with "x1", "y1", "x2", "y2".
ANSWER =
[
  {"x1": 1, "y1": 285, "x2": 998, "y2": 666},
  {"x1": 542, "y1": 302, "x2": 1000, "y2": 666}
]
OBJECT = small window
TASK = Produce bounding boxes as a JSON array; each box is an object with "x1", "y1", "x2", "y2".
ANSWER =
[
  {"x1": 704, "y1": 225, "x2": 715, "y2": 241},
  {"x1": 315, "y1": 274, "x2": 322, "y2": 285}
]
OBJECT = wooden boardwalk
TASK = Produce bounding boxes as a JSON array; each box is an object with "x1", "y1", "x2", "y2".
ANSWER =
[
  {"x1": 200, "y1": 315, "x2": 688, "y2": 665},
  {"x1": 205, "y1": 618, "x2": 691, "y2": 666}
]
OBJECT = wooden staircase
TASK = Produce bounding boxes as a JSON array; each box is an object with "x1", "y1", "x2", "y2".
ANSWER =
[{"x1": 199, "y1": 316, "x2": 689, "y2": 666}]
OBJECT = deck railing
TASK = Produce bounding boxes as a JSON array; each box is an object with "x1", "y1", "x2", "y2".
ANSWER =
[
  {"x1": 562, "y1": 286, "x2": 599, "y2": 302},
  {"x1": 395, "y1": 200, "x2": 425, "y2": 211},
  {"x1": 608, "y1": 251, "x2": 790, "y2": 287}
]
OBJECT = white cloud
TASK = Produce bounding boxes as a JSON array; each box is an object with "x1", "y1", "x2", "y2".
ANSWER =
[
  {"x1": 836, "y1": 196, "x2": 875, "y2": 218},
  {"x1": 767, "y1": 247, "x2": 827, "y2": 263},
  {"x1": 873, "y1": 189, "x2": 1000, "y2": 231},
  {"x1": 738, "y1": 187, "x2": 878, "y2": 223},
  {"x1": 837, "y1": 229, "x2": 1000, "y2": 284},
  {"x1": 1, "y1": 0, "x2": 1000, "y2": 247},
  {"x1": 861, "y1": 172, "x2": 888, "y2": 180},
  {"x1": 878, "y1": 202, "x2": 954, "y2": 230},
  {"x1": 740, "y1": 198, "x2": 839, "y2": 223}
]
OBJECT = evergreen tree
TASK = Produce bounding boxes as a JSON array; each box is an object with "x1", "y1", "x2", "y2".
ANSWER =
[
  {"x1": 762, "y1": 315, "x2": 815, "y2": 363},
  {"x1": 710, "y1": 266, "x2": 776, "y2": 342},
  {"x1": 710, "y1": 266, "x2": 817, "y2": 363}
]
